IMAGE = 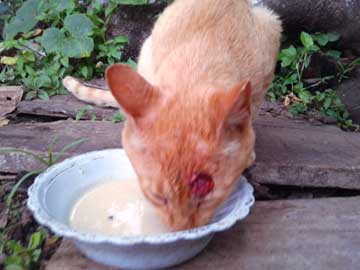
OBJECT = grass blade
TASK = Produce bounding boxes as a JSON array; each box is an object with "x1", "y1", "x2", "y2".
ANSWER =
[
  {"x1": 6, "y1": 169, "x2": 43, "y2": 208},
  {"x1": 53, "y1": 138, "x2": 87, "y2": 164}
]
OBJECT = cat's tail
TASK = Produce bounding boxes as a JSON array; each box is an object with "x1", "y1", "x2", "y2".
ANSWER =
[{"x1": 62, "y1": 76, "x2": 119, "y2": 108}]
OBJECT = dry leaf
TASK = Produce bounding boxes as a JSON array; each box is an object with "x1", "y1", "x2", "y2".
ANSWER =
[
  {"x1": 284, "y1": 95, "x2": 291, "y2": 107},
  {"x1": 0, "y1": 86, "x2": 24, "y2": 116},
  {"x1": 0, "y1": 117, "x2": 9, "y2": 127}
]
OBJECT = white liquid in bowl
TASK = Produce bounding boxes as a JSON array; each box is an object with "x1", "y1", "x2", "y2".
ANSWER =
[{"x1": 69, "y1": 180, "x2": 170, "y2": 236}]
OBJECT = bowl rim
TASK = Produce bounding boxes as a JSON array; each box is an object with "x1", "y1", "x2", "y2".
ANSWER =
[{"x1": 27, "y1": 148, "x2": 255, "y2": 245}]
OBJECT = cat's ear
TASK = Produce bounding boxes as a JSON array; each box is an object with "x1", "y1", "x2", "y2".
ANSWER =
[
  {"x1": 212, "y1": 80, "x2": 252, "y2": 129},
  {"x1": 106, "y1": 64, "x2": 161, "y2": 119}
]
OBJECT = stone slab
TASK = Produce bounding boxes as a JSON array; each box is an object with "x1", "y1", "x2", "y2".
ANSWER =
[{"x1": 46, "y1": 197, "x2": 360, "y2": 270}]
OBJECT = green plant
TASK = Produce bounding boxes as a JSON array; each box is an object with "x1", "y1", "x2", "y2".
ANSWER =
[
  {"x1": 2, "y1": 229, "x2": 47, "y2": 270},
  {"x1": 267, "y1": 32, "x2": 358, "y2": 129},
  {"x1": 112, "y1": 110, "x2": 125, "y2": 123},
  {"x1": 337, "y1": 58, "x2": 360, "y2": 82},
  {"x1": 0, "y1": 0, "x2": 145, "y2": 99},
  {"x1": 0, "y1": 0, "x2": 25, "y2": 38},
  {"x1": 0, "y1": 137, "x2": 87, "y2": 208},
  {"x1": 75, "y1": 105, "x2": 97, "y2": 121}
]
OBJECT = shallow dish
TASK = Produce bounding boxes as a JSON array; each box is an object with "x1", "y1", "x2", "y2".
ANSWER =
[{"x1": 27, "y1": 149, "x2": 254, "y2": 270}]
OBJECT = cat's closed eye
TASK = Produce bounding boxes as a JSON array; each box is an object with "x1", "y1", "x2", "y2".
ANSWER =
[
  {"x1": 148, "y1": 192, "x2": 168, "y2": 206},
  {"x1": 197, "y1": 199, "x2": 215, "y2": 210}
]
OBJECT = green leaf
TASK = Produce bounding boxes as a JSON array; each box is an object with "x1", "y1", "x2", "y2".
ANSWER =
[
  {"x1": 300, "y1": 32, "x2": 314, "y2": 49},
  {"x1": 39, "y1": 28, "x2": 66, "y2": 54},
  {"x1": 37, "y1": 74, "x2": 52, "y2": 88},
  {"x1": 40, "y1": 24, "x2": 94, "y2": 58},
  {"x1": 126, "y1": 58, "x2": 137, "y2": 69},
  {"x1": 4, "y1": 255, "x2": 22, "y2": 265},
  {"x1": 304, "y1": 54, "x2": 312, "y2": 68},
  {"x1": 25, "y1": 90, "x2": 37, "y2": 100},
  {"x1": 54, "y1": 0, "x2": 75, "y2": 12},
  {"x1": 38, "y1": 90, "x2": 50, "y2": 100},
  {"x1": 81, "y1": 66, "x2": 89, "y2": 78},
  {"x1": 324, "y1": 97, "x2": 332, "y2": 109},
  {"x1": 326, "y1": 50, "x2": 342, "y2": 59},
  {"x1": 284, "y1": 73, "x2": 298, "y2": 85},
  {"x1": 75, "y1": 105, "x2": 93, "y2": 120},
  {"x1": 289, "y1": 102, "x2": 307, "y2": 115},
  {"x1": 3, "y1": 0, "x2": 41, "y2": 40},
  {"x1": 64, "y1": 14, "x2": 93, "y2": 37},
  {"x1": 113, "y1": 0, "x2": 149, "y2": 4},
  {"x1": 280, "y1": 56, "x2": 292, "y2": 67},
  {"x1": 28, "y1": 232, "x2": 44, "y2": 249},
  {"x1": 63, "y1": 36, "x2": 94, "y2": 58},
  {"x1": 112, "y1": 111, "x2": 125, "y2": 123},
  {"x1": 309, "y1": 44, "x2": 320, "y2": 52},
  {"x1": 0, "y1": 3, "x2": 10, "y2": 15},
  {"x1": 112, "y1": 36, "x2": 129, "y2": 44},
  {"x1": 31, "y1": 249, "x2": 42, "y2": 261},
  {"x1": 22, "y1": 51, "x2": 36, "y2": 62},
  {"x1": 5, "y1": 264, "x2": 23, "y2": 270},
  {"x1": 298, "y1": 90, "x2": 312, "y2": 104},
  {"x1": 327, "y1": 32, "x2": 340, "y2": 42},
  {"x1": 60, "y1": 57, "x2": 69, "y2": 67},
  {"x1": 280, "y1": 45, "x2": 297, "y2": 58},
  {"x1": 315, "y1": 33, "x2": 329, "y2": 46}
]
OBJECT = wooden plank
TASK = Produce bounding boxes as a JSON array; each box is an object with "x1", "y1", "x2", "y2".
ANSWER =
[
  {"x1": 1, "y1": 115, "x2": 359, "y2": 189},
  {"x1": 17, "y1": 94, "x2": 118, "y2": 120},
  {"x1": 0, "y1": 120, "x2": 123, "y2": 173},
  {"x1": 46, "y1": 197, "x2": 360, "y2": 270},
  {"x1": 251, "y1": 115, "x2": 360, "y2": 189}
]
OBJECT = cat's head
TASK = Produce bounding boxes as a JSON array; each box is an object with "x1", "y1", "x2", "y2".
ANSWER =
[{"x1": 106, "y1": 64, "x2": 255, "y2": 231}]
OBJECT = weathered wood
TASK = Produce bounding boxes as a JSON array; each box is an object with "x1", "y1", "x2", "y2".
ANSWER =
[
  {"x1": 0, "y1": 120, "x2": 123, "y2": 173},
  {"x1": 17, "y1": 94, "x2": 118, "y2": 120},
  {"x1": 251, "y1": 115, "x2": 360, "y2": 189},
  {"x1": 0, "y1": 86, "x2": 24, "y2": 117},
  {"x1": 1, "y1": 115, "x2": 359, "y2": 189},
  {"x1": 46, "y1": 197, "x2": 360, "y2": 270}
]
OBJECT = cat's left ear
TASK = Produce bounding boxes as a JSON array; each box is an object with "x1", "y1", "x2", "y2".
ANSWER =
[{"x1": 212, "y1": 80, "x2": 252, "y2": 129}]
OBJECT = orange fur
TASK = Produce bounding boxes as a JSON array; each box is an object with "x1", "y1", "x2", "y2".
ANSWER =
[{"x1": 66, "y1": 0, "x2": 282, "y2": 230}]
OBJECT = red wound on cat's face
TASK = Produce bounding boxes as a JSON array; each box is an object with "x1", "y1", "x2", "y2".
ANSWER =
[{"x1": 189, "y1": 173, "x2": 214, "y2": 197}]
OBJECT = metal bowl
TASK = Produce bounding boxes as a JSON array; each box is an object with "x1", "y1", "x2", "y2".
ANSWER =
[{"x1": 27, "y1": 149, "x2": 254, "y2": 270}]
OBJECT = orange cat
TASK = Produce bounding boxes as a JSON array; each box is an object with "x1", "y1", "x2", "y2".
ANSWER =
[{"x1": 63, "y1": 0, "x2": 281, "y2": 231}]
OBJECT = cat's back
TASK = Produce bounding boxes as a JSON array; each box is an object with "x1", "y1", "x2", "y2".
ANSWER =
[{"x1": 149, "y1": 0, "x2": 256, "y2": 88}]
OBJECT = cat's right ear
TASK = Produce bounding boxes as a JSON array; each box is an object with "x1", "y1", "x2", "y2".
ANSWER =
[{"x1": 106, "y1": 64, "x2": 162, "y2": 120}]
